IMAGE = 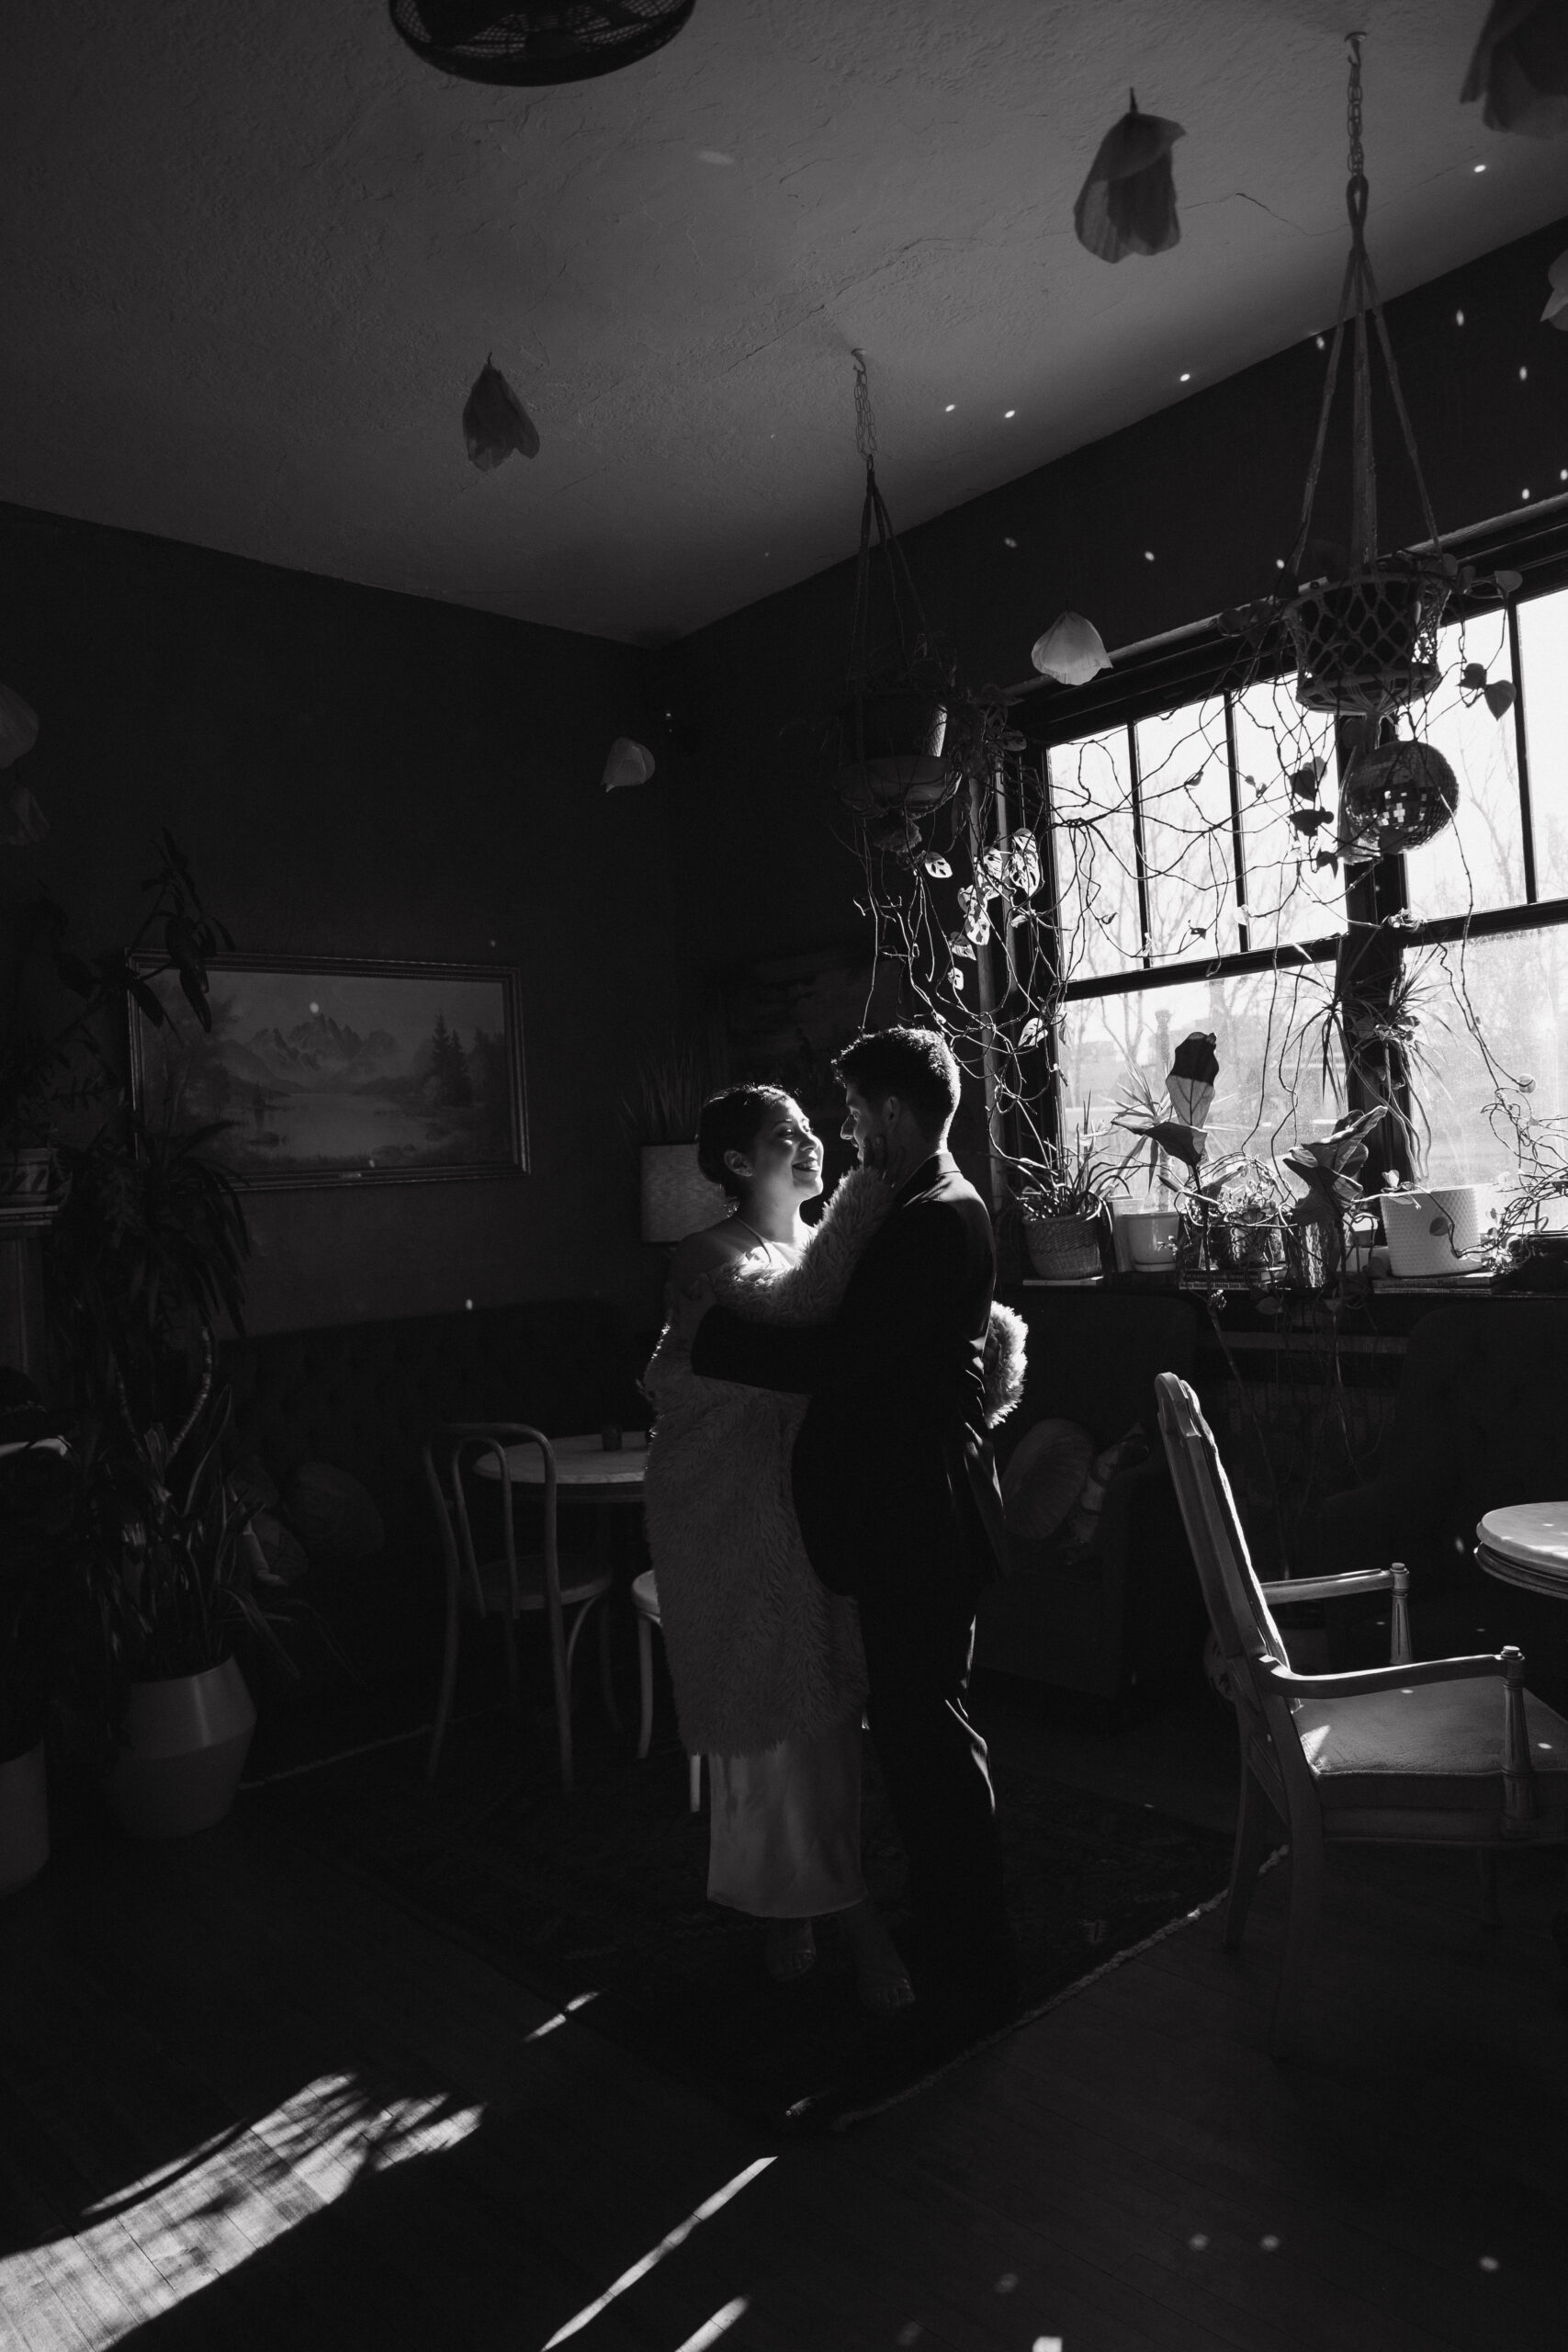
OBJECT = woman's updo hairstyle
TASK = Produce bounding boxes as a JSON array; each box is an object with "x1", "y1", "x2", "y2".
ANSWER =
[{"x1": 696, "y1": 1084, "x2": 792, "y2": 1201}]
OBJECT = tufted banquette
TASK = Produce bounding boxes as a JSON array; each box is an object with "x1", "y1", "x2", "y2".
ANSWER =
[{"x1": 220, "y1": 1297, "x2": 648, "y2": 1682}]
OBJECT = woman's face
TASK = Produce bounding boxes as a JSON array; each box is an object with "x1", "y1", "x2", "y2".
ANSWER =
[{"x1": 732, "y1": 1098, "x2": 824, "y2": 1202}]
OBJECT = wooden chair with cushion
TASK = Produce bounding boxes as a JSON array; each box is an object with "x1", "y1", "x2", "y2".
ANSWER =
[
  {"x1": 1156, "y1": 1372, "x2": 1568, "y2": 2052},
  {"x1": 423, "y1": 1423, "x2": 615, "y2": 1794}
]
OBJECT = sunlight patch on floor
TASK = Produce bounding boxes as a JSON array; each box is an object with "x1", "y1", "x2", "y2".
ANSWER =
[
  {"x1": 3, "y1": 2071, "x2": 483, "y2": 2346},
  {"x1": 542, "y1": 2156, "x2": 776, "y2": 2348}
]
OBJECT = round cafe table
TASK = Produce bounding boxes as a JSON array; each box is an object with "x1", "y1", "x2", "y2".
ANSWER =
[
  {"x1": 471, "y1": 1429, "x2": 648, "y2": 1501},
  {"x1": 1476, "y1": 1504, "x2": 1568, "y2": 1599}
]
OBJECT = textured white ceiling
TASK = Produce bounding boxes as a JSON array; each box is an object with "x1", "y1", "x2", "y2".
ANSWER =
[{"x1": 2, "y1": 0, "x2": 1564, "y2": 642}]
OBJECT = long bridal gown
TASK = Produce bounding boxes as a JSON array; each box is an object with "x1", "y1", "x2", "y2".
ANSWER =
[{"x1": 642, "y1": 1226, "x2": 871, "y2": 1923}]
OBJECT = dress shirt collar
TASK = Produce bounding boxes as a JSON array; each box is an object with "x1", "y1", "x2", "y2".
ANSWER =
[{"x1": 892, "y1": 1148, "x2": 957, "y2": 1208}]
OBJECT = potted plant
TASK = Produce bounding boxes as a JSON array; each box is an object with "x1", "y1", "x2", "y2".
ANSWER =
[
  {"x1": 15, "y1": 840, "x2": 285, "y2": 1833},
  {"x1": 1282, "y1": 1107, "x2": 1385, "y2": 1290},
  {"x1": 0, "y1": 1375, "x2": 77, "y2": 1892},
  {"x1": 1014, "y1": 1115, "x2": 1129, "y2": 1283},
  {"x1": 83, "y1": 1367, "x2": 288, "y2": 1838},
  {"x1": 1116, "y1": 1031, "x2": 1222, "y2": 1273}
]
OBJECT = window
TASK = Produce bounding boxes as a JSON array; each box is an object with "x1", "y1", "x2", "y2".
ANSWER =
[{"x1": 1039, "y1": 565, "x2": 1568, "y2": 1193}]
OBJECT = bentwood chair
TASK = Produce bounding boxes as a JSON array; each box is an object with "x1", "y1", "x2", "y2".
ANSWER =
[
  {"x1": 1155, "y1": 1373, "x2": 1568, "y2": 2053},
  {"x1": 423, "y1": 1423, "x2": 615, "y2": 1794}
]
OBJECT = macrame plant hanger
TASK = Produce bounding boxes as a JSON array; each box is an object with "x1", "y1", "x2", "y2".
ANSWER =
[
  {"x1": 837, "y1": 351, "x2": 954, "y2": 827},
  {"x1": 1283, "y1": 34, "x2": 1449, "y2": 721}
]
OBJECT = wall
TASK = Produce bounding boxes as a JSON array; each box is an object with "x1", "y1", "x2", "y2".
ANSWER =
[
  {"x1": 0, "y1": 505, "x2": 683, "y2": 1336},
  {"x1": 663, "y1": 214, "x2": 1568, "y2": 974}
]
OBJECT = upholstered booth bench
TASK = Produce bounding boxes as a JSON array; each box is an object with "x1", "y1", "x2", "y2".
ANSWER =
[
  {"x1": 975, "y1": 1289, "x2": 1206, "y2": 1710},
  {"x1": 220, "y1": 1298, "x2": 649, "y2": 1694}
]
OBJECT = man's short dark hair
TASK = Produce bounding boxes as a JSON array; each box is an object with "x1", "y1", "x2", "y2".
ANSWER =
[{"x1": 833, "y1": 1026, "x2": 960, "y2": 1134}]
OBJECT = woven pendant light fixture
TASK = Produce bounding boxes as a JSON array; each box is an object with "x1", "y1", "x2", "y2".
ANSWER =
[
  {"x1": 1280, "y1": 36, "x2": 1450, "y2": 726},
  {"x1": 832, "y1": 351, "x2": 957, "y2": 847},
  {"x1": 389, "y1": 1, "x2": 696, "y2": 86}
]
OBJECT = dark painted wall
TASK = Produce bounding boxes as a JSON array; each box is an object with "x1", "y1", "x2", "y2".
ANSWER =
[
  {"x1": 0, "y1": 506, "x2": 683, "y2": 1335},
  {"x1": 663, "y1": 215, "x2": 1568, "y2": 972}
]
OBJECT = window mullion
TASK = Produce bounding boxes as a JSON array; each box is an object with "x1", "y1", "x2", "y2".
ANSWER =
[
  {"x1": 1222, "y1": 692, "x2": 1251, "y2": 955},
  {"x1": 1126, "y1": 721, "x2": 1152, "y2": 969},
  {"x1": 1506, "y1": 595, "x2": 1538, "y2": 904}
]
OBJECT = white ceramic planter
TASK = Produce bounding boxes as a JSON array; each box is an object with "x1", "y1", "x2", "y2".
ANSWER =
[
  {"x1": 104, "y1": 1657, "x2": 256, "y2": 1839},
  {"x1": 0, "y1": 1741, "x2": 48, "y2": 1896},
  {"x1": 1379, "y1": 1184, "x2": 1498, "y2": 1279},
  {"x1": 1117, "y1": 1208, "x2": 1180, "y2": 1272}
]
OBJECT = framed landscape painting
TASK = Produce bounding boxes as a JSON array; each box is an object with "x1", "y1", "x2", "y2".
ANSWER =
[{"x1": 129, "y1": 956, "x2": 527, "y2": 1187}]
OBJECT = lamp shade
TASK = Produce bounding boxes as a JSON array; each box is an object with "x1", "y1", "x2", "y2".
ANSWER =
[{"x1": 639, "y1": 1143, "x2": 727, "y2": 1244}]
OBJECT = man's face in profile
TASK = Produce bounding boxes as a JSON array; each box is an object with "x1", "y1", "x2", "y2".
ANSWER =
[{"x1": 840, "y1": 1080, "x2": 887, "y2": 1170}]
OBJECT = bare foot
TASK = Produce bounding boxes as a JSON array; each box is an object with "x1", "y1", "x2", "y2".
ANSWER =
[
  {"x1": 765, "y1": 1918, "x2": 817, "y2": 1981},
  {"x1": 840, "y1": 1898, "x2": 915, "y2": 2014}
]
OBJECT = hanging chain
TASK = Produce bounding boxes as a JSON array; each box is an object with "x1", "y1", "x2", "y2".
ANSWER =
[
  {"x1": 1346, "y1": 30, "x2": 1364, "y2": 183},
  {"x1": 852, "y1": 348, "x2": 877, "y2": 466}
]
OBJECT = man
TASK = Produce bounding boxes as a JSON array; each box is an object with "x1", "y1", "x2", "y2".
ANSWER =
[{"x1": 689, "y1": 1025, "x2": 1015, "y2": 2021}]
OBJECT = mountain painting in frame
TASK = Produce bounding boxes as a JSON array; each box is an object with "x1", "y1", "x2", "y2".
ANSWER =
[{"x1": 129, "y1": 956, "x2": 527, "y2": 1187}]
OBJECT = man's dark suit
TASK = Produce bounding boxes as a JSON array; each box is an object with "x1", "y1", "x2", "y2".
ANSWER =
[{"x1": 690, "y1": 1149, "x2": 1013, "y2": 1997}]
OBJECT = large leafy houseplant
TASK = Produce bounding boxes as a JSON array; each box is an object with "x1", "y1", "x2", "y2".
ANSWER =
[{"x1": 8, "y1": 841, "x2": 288, "y2": 1725}]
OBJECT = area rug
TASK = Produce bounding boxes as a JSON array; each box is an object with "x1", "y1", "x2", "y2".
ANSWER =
[{"x1": 242, "y1": 1700, "x2": 1235, "y2": 2133}]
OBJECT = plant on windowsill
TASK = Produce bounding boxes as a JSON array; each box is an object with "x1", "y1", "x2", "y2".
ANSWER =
[{"x1": 1013, "y1": 1111, "x2": 1132, "y2": 1283}]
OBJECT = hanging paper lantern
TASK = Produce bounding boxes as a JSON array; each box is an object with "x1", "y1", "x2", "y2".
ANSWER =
[
  {"x1": 1461, "y1": 1, "x2": 1568, "y2": 136},
  {"x1": 0, "y1": 682, "x2": 39, "y2": 769},
  {"x1": 462, "y1": 357, "x2": 540, "y2": 470},
  {"x1": 1031, "y1": 612, "x2": 1112, "y2": 687},
  {"x1": 0, "y1": 775, "x2": 47, "y2": 847},
  {"x1": 1542, "y1": 247, "x2": 1568, "y2": 327},
  {"x1": 1073, "y1": 94, "x2": 1184, "y2": 264},
  {"x1": 603, "y1": 738, "x2": 655, "y2": 791},
  {"x1": 1339, "y1": 737, "x2": 1459, "y2": 854}
]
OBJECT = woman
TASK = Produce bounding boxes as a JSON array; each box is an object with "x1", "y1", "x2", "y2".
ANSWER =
[{"x1": 642, "y1": 1084, "x2": 914, "y2": 2009}]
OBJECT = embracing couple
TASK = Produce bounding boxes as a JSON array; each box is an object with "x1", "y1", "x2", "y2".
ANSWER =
[{"x1": 642, "y1": 1024, "x2": 1025, "y2": 2036}]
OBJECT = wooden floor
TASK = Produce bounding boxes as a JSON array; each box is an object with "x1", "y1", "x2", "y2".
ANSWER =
[{"x1": 1, "y1": 1705, "x2": 1565, "y2": 2352}]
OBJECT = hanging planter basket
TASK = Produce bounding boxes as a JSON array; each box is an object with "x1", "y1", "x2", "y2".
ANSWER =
[
  {"x1": 1268, "y1": 39, "x2": 1455, "y2": 732},
  {"x1": 1284, "y1": 564, "x2": 1449, "y2": 718},
  {"x1": 834, "y1": 687, "x2": 953, "y2": 814},
  {"x1": 1339, "y1": 735, "x2": 1459, "y2": 855},
  {"x1": 830, "y1": 352, "x2": 960, "y2": 836}
]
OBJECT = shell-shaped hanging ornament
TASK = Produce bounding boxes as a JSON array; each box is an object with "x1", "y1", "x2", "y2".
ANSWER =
[
  {"x1": 602, "y1": 737, "x2": 656, "y2": 791},
  {"x1": 463, "y1": 357, "x2": 540, "y2": 471},
  {"x1": 0, "y1": 681, "x2": 39, "y2": 770},
  {"x1": 1542, "y1": 247, "x2": 1568, "y2": 327},
  {"x1": 1031, "y1": 612, "x2": 1112, "y2": 686},
  {"x1": 1074, "y1": 92, "x2": 1185, "y2": 264},
  {"x1": 1461, "y1": 1, "x2": 1568, "y2": 138}
]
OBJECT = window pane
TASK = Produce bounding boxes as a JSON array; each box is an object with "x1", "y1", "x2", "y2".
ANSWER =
[
  {"x1": 1057, "y1": 962, "x2": 1343, "y2": 1172},
  {"x1": 1229, "y1": 679, "x2": 1345, "y2": 950},
  {"x1": 1410, "y1": 927, "x2": 1568, "y2": 1188},
  {"x1": 1401, "y1": 607, "x2": 1524, "y2": 920},
  {"x1": 1048, "y1": 729, "x2": 1141, "y2": 980},
  {"x1": 1135, "y1": 699, "x2": 1241, "y2": 961},
  {"x1": 1517, "y1": 585, "x2": 1568, "y2": 902}
]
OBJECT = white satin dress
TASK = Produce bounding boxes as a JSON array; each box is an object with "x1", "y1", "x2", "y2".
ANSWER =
[{"x1": 696, "y1": 1233, "x2": 867, "y2": 1920}]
